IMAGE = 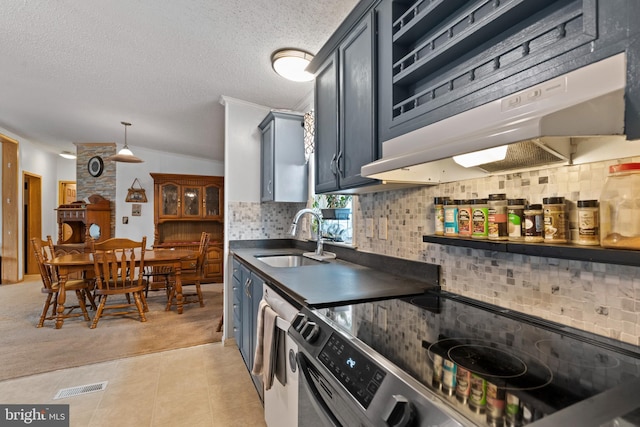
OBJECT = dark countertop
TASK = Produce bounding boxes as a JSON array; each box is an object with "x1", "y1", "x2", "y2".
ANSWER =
[{"x1": 231, "y1": 239, "x2": 439, "y2": 309}]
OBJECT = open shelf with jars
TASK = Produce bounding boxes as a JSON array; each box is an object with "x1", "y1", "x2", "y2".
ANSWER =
[{"x1": 422, "y1": 235, "x2": 640, "y2": 268}]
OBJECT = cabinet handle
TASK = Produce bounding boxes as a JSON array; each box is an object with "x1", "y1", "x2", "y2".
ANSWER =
[
  {"x1": 268, "y1": 180, "x2": 273, "y2": 195},
  {"x1": 244, "y1": 278, "x2": 252, "y2": 298},
  {"x1": 336, "y1": 150, "x2": 344, "y2": 176},
  {"x1": 330, "y1": 153, "x2": 338, "y2": 175}
]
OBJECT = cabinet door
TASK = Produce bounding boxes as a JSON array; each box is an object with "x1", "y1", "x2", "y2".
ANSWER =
[
  {"x1": 203, "y1": 184, "x2": 222, "y2": 219},
  {"x1": 159, "y1": 182, "x2": 180, "y2": 218},
  {"x1": 250, "y1": 271, "x2": 264, "y2": 396},
  {"x1": 239, "y1": 263, "x2": 252, "y2": 368},
  {"x1": 379, "y1": 0, "x2": 602, "y2": 141},
  {"x1": 232, "y1": 260, "x2": 243, "y2": 349},
  {"x1": 260, "y1": 120, "x2": 275, "y2": 202},
  {"x1": 339, "y1": 11, "x2": 377, "y2": 189},
  {"x1": 314, "y1": 52, "x2": 340, "y2": 193},
  {"x1": 182, "y1": 186, "x2": 201, "y2": 217}
]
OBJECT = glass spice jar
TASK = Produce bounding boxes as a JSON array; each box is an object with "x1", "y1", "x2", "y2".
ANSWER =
[
  {"x1": 444, "y1": 199, "x2": 459, "y2": 237},
  {"x1": 507, "y1": 198, "x2": 527, "y2": 241},
  {"x1": 458, "y1": 199, "x2": 472, "y2": 237},
  {"x1": 434, "y1": 197, "x2": 449, "y2": 236},
  {"x1": 600, "y1": 163, "x2": 640, "y2": 249},
  {"x1": 488, "y1": 193, "x2": 508, "y2": 241},
  {"x1": 472, "y1": 199, "x2": 489, "y2": 239},
  {"x1": 524, "y1": 204, "x2": 544, "y2": 243},
  {"x1": 543, "y1": 197, "x2": 568, "y2": 243},
  {"x1": 576, "y1": 200, "x2": 599, "y2": 246}
]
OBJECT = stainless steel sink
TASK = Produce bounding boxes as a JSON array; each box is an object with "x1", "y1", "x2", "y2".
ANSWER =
[{"x1": 255, "y1": 254, "x2": 324, "y2": 268}]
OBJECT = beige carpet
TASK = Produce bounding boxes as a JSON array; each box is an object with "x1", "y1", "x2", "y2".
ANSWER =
[{"x1": 0, "y1": 275, "x2": 223, "y2": 381}]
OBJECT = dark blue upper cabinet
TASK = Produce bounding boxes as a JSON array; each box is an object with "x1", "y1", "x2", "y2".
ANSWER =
[
  {"x1": 378, "y1": 0, "x2": 640, "y2": 142},
  {"x1": 313, "y1": 3, "x2": 379, "y2": 194}
]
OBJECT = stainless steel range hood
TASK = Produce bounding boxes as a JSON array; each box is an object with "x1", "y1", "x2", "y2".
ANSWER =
[{"x1": 362, "y1": 53, "x2": 637, "y2": 185}]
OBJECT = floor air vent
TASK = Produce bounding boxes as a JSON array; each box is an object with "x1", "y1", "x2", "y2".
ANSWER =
[{"x1": 54, "y1": 381, "x2": 108, "y2": 399}]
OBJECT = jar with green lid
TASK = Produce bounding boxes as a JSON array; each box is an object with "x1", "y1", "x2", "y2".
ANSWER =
[
  {"x1": 543, "y1": 197, "x2": 568, "y2": 243},
  {"x1": 600, "y1": 163, "x2": 640, "y2": 249},
  {"x1": 507, "y1": 198, "x2": 527, "y2": 241},
  {"x1": 434, "y1": 197, "x2": 449, "y2": 236},
  {"x1": 488, "y1": 193, "x2": 508, "y2": 240},
  {"x1": 458, "y1": 199, "x2": 472, "y2": 237},
  {"x1": 576, "y1": 200, "x2": 599, "y2": 246},
  {"x1": 472, "y1": 199, "x2": 489, "y2": 239}
]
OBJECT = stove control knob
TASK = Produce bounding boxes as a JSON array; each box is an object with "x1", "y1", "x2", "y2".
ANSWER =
[
  {"x1": 300, "y1": 321, "x2": 320, "y2": 343},
  {"x1": 292, "y1": 313, "x2": 307, "y2": 332},
  {"x1": 382, "y1": 395, "x2": 415, "y2": 427}
]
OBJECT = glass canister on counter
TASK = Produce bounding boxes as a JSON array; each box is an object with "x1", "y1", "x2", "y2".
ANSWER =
[
  {"x1": 507, "y1": 198, "x2": 527, "y2": 241},
  {"x1": 600, "y1": 163, "x2": 640, "y2": 249},
  {"x1": 472, "y1": 199, "x2": 489, "y2": 239},
  {"x1": 434, "y1": 197, "x2": 449, "y2": 236},
  {"x1": 458, "y1": 200, "x2": 472, "y2": 237},
  {"x1": 488, "y1": 193, "x2": 508, "y2": 240},
  {"x1": 543, "y1": 197, "x2": 568, "y2": 243},
  {"x1": 576, "y1": 199, "x2": 600, "y2": 246},
  {"x1": 444, "y1": 199, "x2": 459, "y2": 237}
]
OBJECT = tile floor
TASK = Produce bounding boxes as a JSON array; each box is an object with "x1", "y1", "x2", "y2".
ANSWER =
[{"x1": 0, "y1": 342, "x2": 266, "y2": 427}]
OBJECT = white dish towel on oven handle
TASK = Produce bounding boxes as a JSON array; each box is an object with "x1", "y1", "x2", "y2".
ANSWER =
[{"x1": 252, "y1": 298, "x2": 281, "y2": 390}]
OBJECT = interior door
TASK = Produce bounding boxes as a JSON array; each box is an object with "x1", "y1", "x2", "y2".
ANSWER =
[
  {"x1": 23, "y1": 173, "x2": 42, "y2": 275},
  {"x1": 2, "y1": 135, "x2": 19, "y2": 284}
]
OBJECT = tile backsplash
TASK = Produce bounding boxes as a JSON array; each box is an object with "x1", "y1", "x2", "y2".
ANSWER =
[
  {"x1": 228, "y1": 158, "x2": 640, "y2": 346},
  {"x1": 355, "y1": 158, "x2": 640, "y2": 346},
  {"x1": 227, "y1": 201, "x2": 306, "y2": 241}
]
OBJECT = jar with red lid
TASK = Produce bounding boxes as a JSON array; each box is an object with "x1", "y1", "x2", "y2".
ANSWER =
[{"x1": 600, "y1": 163, "x2": 640, "y2": 249}]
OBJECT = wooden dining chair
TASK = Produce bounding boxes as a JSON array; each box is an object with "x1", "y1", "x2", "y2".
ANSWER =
[
  {"x1": 90, "y1": 237, "x2": 148, "y2": 329},
  {"x1": 166, "y1": 232, "x2": 210, "y2": 310},
  {"x1": 31, "y1": 237, "x2": 93, "y2": 328}
]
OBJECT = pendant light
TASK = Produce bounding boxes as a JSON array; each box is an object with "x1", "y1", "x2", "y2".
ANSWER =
[{"x1": 107, "y1": 121, "x2": 144, "y2": 163}]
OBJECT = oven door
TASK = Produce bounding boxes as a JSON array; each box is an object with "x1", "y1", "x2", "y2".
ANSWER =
[{"x1": 296, "y1": 351, "x2": 368, "y2": 427}]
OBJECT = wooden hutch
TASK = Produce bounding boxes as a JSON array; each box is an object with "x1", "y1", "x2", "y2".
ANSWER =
[
  {"x1": 151, "y1": 173, "x2": 224, "y2": 283},
  {"x1": 56, "y1": 194, "x2": 111, "y2": 251}
]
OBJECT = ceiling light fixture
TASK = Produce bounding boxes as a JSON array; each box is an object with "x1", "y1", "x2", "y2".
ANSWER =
[
  {"x1": 453, "y1": 145, "x2": 509, "y2": 168},
  {"x1": 59, "y1": 151, "x2": 76, "y2": 160},
  {"x1": 107, "y1": 121, "x2": 143, "y2": 163},
  {"x1": 271, "y1": 49, "x2": 315, "y2": 82}
]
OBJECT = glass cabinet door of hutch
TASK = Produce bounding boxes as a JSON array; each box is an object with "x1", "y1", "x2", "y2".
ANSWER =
[
  {"x1": 182, "y1": 186, "x2": 201, "y2": 217},
  {"x1": 161, "y1": 184, "x2": 179, "y2": 216},
  {"x1": 205, "y1": 186, "x2": 220, "y2": 216}
]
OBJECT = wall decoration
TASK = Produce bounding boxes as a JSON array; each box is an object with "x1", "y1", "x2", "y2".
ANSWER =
[
  {"x1": 125, "y1": 178, "x2": 147, "y2": 202},
  {"x1": 87, "y1": 156, "x2": 104, "y2": 177},
  {"x1": 131, "y1": 204, "x2": 142, "y2": 216}
]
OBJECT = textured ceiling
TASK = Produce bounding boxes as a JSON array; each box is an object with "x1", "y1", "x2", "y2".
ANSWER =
[{"x1": 0, "y1": 0, "x2": 358, "y2": 161}]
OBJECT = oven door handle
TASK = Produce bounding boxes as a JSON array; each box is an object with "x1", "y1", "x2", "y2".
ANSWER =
[{"x1": 296, "y1": 352, "x2": 342, "y2": 427}]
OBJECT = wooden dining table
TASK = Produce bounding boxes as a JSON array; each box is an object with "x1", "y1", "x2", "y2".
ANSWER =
[{"x1": 45, "y1": 248, "x2": 196, "y2": 329}]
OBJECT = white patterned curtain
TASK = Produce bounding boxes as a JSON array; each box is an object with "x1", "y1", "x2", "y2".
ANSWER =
[{"x1": 303, "y1": 110, "x2": 314, "y2": 163}]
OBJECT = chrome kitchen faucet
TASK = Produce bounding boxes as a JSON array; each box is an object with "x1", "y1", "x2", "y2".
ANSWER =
[{"x1": 289, "y1": 208, "x2": 324, "y2": 256}]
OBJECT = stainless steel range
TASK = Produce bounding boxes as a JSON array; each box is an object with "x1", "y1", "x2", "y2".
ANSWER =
[{"x1": 289, "y1": 290, "x2": 640, "y2": 427}]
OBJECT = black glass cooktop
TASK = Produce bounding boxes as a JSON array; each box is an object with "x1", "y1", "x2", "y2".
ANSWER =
[{"x1": 313, "y1": 290, "x2": 640, "y2": 424}]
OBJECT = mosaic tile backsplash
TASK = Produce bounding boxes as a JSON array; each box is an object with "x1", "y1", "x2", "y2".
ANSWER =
[
  {"x1": 227, "y1": 201, "x2": 306, "y2": 241},
  {"x1": 355, "y1": 158, "x2": 640, "y2": 346},
  {"x1": 228, "y1": 158, "x2": 640, "y2": 346}
]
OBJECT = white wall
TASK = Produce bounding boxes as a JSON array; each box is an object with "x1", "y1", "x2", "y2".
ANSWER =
[{"x1": 222, "y1": 97, "x2": 271, "y2": 203}]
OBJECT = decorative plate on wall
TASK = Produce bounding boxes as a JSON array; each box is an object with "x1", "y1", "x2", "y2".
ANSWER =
[{"x1": 88, "y1": 156, "x2": 104, "y2": 177}]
